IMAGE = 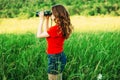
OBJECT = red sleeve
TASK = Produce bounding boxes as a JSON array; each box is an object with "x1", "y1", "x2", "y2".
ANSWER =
[{"x1": 47, "y1": 26, "x2": 57, "y2": 37}]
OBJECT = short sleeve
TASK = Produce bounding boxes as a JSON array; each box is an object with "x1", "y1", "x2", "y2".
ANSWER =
[{"x1": 47, "y1": 26, "x2": 57, "y2": 37}]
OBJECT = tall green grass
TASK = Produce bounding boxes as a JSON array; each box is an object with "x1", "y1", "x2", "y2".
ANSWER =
[{"x1": 0, "y1": 32, "x2": 120, "y2": 80}]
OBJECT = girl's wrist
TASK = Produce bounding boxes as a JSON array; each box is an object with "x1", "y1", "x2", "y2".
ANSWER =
[
  {"x1": 39, "y1": 19, "x2": 44, "y2": 23},
  {"x1": 46, "y1": 19, "x2": 49, "y2": 22}
]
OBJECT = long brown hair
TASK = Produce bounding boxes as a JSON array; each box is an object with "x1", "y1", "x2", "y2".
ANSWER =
[{"x1": 52, "y1": 4, "x2": 73, "y2": 39}]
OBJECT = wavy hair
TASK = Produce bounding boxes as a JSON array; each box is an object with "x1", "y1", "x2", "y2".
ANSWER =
[{"x1": 52, "y1": 5, "x2": 73, "y2": 39}]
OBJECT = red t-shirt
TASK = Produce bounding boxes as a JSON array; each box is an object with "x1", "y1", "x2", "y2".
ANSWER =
[{"x1": 46, "y1": 25, "x2": 65, "y2": 54}]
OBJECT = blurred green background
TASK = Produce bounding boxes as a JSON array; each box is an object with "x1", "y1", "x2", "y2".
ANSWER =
[{"x1": 0, "y1": 0, "x2": 120, "y2": 18}]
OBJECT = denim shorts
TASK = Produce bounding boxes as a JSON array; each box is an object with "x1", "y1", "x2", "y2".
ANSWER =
[{"x1": 47, "y1": 52, "x2": 67, "y2": 75}]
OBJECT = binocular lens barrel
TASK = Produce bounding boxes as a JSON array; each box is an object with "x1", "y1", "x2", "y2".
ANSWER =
[{"x1": 36, "y1": 11, "x2": 52, "y2": 17}]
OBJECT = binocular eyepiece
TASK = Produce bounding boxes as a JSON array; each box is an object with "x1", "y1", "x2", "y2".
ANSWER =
[{"x1": 36, "y1": 11, "x2": 52, "y2": 17}]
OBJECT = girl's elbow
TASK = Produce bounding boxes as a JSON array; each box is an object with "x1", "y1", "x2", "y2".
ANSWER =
[{"x1": 36, "y1": 35, "x2": 42, "y2": 38}]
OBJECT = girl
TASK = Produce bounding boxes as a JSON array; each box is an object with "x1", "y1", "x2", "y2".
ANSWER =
[{"x1": 37, "y1": 4, "x2": 73, "y2": 80}]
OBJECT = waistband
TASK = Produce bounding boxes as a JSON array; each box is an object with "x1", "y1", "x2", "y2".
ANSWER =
[{"x1": 48, "y1": 52, "x2": 64, "y2": 56}]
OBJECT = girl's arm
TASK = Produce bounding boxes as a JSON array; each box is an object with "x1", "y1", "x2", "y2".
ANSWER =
[
  {"x1": 36, "y1": 11, "x2": 50, "y2": 38},
  {"x1": 44, "y1": 16, "x2": 49, "y2": 31}
]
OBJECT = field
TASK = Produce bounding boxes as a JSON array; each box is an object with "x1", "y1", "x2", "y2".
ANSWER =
[{"x1": 0, "y1": 16, "x2": 120, "y2": 80}]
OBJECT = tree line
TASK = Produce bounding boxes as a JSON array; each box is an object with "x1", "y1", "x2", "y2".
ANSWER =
[{"x1": 0, "y1": 0, "x2": 120, "y2": 18}]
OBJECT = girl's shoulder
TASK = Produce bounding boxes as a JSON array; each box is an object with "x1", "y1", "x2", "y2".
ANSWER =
[{"x1": 49, "y1": 25, "x2": 59, "y2": 31}]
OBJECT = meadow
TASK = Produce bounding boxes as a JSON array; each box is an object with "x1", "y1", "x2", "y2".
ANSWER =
[{"x1": 0, "y1": 16, "x2": 120, "y2": 80}]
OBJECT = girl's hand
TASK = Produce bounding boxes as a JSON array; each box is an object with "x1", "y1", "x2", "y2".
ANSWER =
[
  {"x1": 45, "y1": 16, "x2": 50, "y2": 21},
  {"x1": 39, "y1": 11, "x2": 45, "y2": 21}
]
